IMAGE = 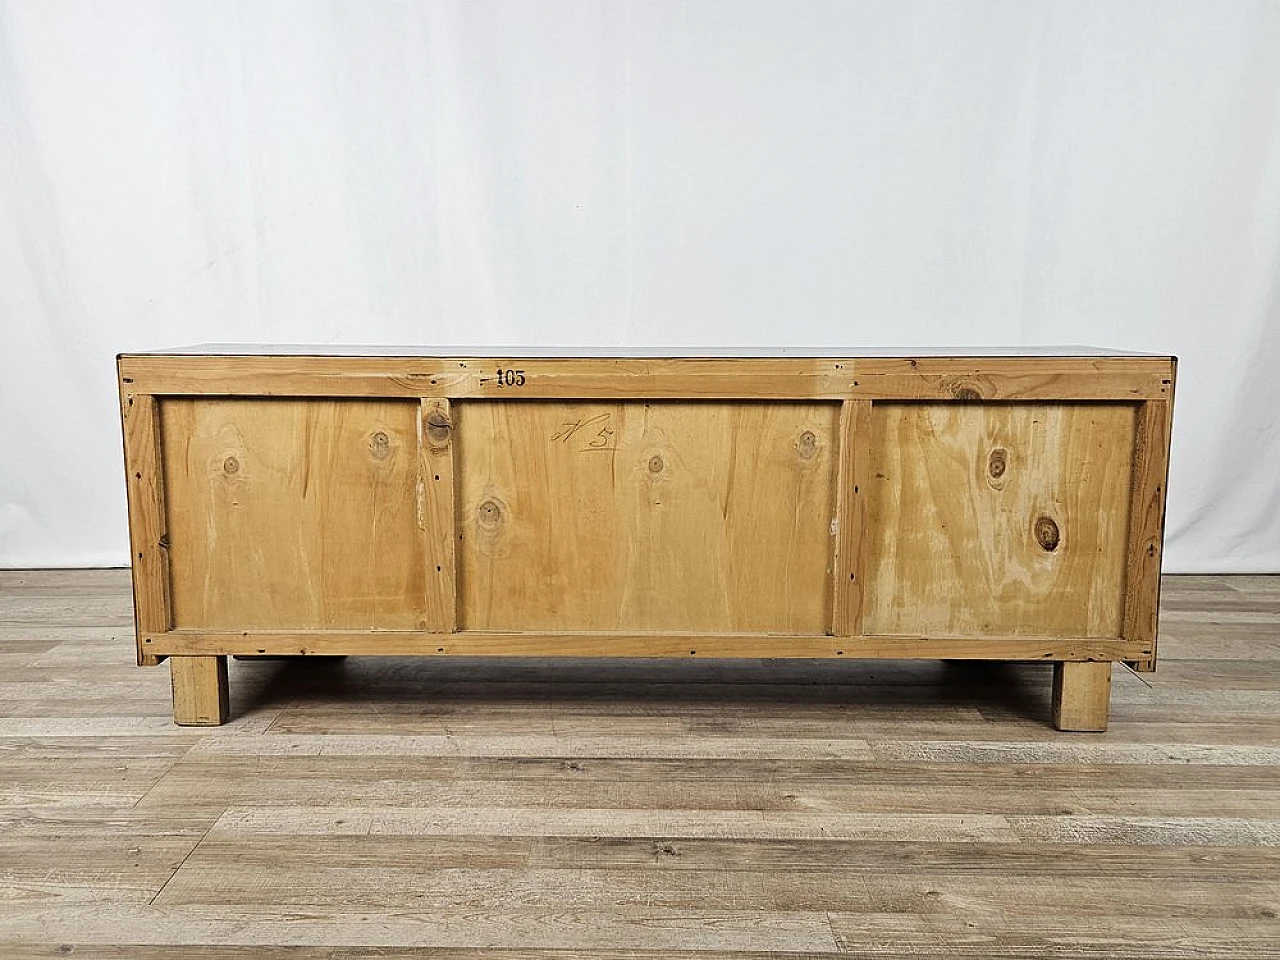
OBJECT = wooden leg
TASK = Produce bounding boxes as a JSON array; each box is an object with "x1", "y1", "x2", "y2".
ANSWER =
[
  {"x1": 170, "y1": 656, "x2": 229, "y2": 726},
  {"x1": 1052, "y1": 661, "x2": 1112, "y2": 732}
]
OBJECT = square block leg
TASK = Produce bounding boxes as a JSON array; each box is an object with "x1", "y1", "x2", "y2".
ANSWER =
[
  {"x1": 170, "y1": 656, "x2": 229, "y2": 726},
  {"x1": 1052, "y1": 661, "x2": 1112, "y2": 732}
]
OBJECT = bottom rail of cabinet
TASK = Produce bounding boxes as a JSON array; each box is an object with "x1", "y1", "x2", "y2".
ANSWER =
[
  {"x1": 142, "y1": 629, "x2": 1150, "y2": 663},
  {"x1": 151, "y1": 631, "x2": 1138, "y2": 732}
]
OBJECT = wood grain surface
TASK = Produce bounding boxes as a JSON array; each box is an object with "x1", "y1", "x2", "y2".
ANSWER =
[
  {"x1": 457, "y1": 401, "x2": 838, "y2": 633},
  {"x1": 1, "y1": 568, "x2": 1276, "y2": 959},
  {"x1": 161, "y1": 399, "x2": 431, "y2": 630},
  {"x1": 118, "y1": 353, "x2": 1177, "y2": 401},
  {"x1": 864, "y1": 402, "x2": 1135, "y2": 638}
]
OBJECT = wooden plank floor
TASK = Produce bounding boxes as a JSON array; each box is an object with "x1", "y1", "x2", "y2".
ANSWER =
[{"x1": 0, "y1": 570, "x2": 1277, "y2": 959}]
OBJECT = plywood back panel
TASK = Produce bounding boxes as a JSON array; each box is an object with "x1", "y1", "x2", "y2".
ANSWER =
[
  {"x1": 863, "y1": 402, "x2": 1135, "y2": 638},
  {"x1": 457, "y1": 401, "x2": 838, "y2": 633},
  {"x1": 161, "y1": 399, "x2": 428, "y2": 630}
]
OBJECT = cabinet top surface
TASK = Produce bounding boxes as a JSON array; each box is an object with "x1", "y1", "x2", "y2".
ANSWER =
[{"x1": 126, "y1": 343, "x2": 1173, "y2": 359}]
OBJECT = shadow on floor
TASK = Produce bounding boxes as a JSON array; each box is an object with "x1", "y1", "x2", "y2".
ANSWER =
[{"x1": 225, "y1": 655, "x2": 1055, "y2": 724}]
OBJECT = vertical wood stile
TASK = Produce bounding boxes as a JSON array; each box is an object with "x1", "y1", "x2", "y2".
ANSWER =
[
  {"x1": 421, "y1": 398, "x2": 457, "y2": 632},
  {"x1": 1052, "y1": 660, "x2": 1112, "y2": 732},
  {"x1": 119, "y1": 387, "x2": 170, "y2": 665},
  {"x1": 1122, "y1": 388, "x2": 1176, "y2": 670},
  {"x1": 831, "y1": 400, "x2": 873, "y2": 638}
]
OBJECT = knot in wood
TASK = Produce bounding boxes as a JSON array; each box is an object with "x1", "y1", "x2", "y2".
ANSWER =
[
  {"x1": 988, "y1": 448, "x2": 1007, "y2": 479},
  {"x1": 648, "y1": 455, "x2": 664, "y2": 474},
  {"x1": 1034, "y1": 515, "x2": 1061, "y2": 552},
  {"x1": 478, "y1": 499, "x2": 503, "y2": 525},
  {"x1": 222, "y1": 456, "x2": 240, "y2": 475},
  {"x1": 370, "y1": 431, "x2": 391, "y2": 460},
  {"x1": 426, "y1": 410, "x2": 451, "y2": 444}
]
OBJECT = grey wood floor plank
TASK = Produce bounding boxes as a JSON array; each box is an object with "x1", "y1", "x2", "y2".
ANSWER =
[
  {"x1": 149, "y1": 864, "x2": 1280, "y2": 920},
  {"x1": 170, "y1": 833, "x2": 1280, "y2": 881},
  {"x1": 0, "y1": 905, "x2": 842, "y2": 952}
]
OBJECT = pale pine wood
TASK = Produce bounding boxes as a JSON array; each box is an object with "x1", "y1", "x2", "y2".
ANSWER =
[
  {"x1": 863, "y1": 402, "x2": 1135, "y2": 638},
  {"x1": 118, "y1": 388, "x2": 169, "y2": 665},
  {"x1": 1124, "y1": 393, "x2": 1176, "y2": 671},
  {"x1": 419, "y1": 398, "x2": 457, "y2": 632},
  {"x1": 830, "y1": 400, "x2": 872, "y2": 636},
  {"x1": 457, "y1": 401, "x2": 838, "y2": 633},
  {"x1": 160, "y1": 398, "x2": 429, "y2": 630},
  {"x1": 2, "y1": 570, "x2": 1278, "y2": 958},
  {"x1": 169, "y1": 655, "x2": 229, "y2": 726},
  {"x1": 846, "y1": 356, "x2": 1174, "y2": 401},
  {"x1": 118, "y1": 353, "x2": 1176, "y2": 401},
  {"x1": 1052, "y1": 660, "x2": 1113, "y2": 732},
  {"x1": 142, "y1": 628, "x2": 1152, "y2": 661}
]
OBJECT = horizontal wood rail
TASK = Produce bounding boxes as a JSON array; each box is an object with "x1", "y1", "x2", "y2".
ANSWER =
[{"x1": 146, "y1": 630, "x2": 1151, "y2": 662}]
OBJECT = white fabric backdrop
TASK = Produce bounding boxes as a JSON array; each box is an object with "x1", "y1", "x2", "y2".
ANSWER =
[{"x1": 1, "y1": 1, "x2": 1278, "y2": 571}]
